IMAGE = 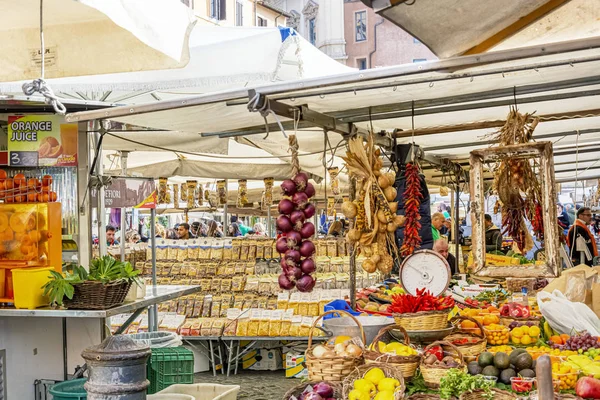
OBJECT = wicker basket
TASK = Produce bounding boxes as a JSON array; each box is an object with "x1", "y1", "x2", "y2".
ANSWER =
[
  {"x1": 64, "y1": 280, "x2": 132, "y2": 310},
  {"x1": 406, "y1": 394, "x2": 444, "y2": 400},
  {"x1": 342, "y1": 363, "x2": 405, "y2": 400},
  {"x1": 459, "y1": 388, "x2": 517, "y2": 400},
  {"x1": 394, "y1": 310, "x2": 449, "y2": 331},
  {"x1": 420, "y1": 341, "x2": 465, "y2": 389},
  {"x1": 444, "y1": 316, "x2": 487, "y2": 362},
  {"x1": 282, "y1": 381, "x2": 342, "y2": 400},
  {"x1": 364, "y1": 325, "x2": 421, "y2": 381},
  {"x1": 305, "y1": 310, "x2": 365, "y2": 382},
  {"x1": 499, "y1": 315, "x2": 541, "y2": 328}
]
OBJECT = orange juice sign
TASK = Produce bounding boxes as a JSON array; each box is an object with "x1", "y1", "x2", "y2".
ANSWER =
[{"x1": 8, "y1": 115, "x2": 78, "y2": 167}]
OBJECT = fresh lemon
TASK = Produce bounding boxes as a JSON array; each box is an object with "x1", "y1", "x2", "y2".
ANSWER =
[
  {"x1": 349, "y1": 389, "x2": 370, "y2": 400},
  {"x1": 354, "y1": 379, "x2": 376, "y2": 395},
  {"x1": 384, "y1": 342, "x2": 405, "y2": 355},
  {"x1": 374, "y1": 390, "x2": 395, "y2": 400},
  {"x1": 378, "y1": 341, "x2": 387, "y2": 353},
  {"x1": 521, "y1": 335, "x2": 532, "y2": 345},
  {"x1": 364, "y1": 367, "x2": 386, "y2": 385},
  {"x1": 334, "y1": 335, "x2": 352, "y2": 345},
  {"x1": 529, "y1": 326, "x2": 541, "y2": 337},
  {"x1": 511, "y1": 327, "x2": 523, "y2": 338},
  {"x1": 378, "y1": 377, "x2": 400, "y2": 392}
]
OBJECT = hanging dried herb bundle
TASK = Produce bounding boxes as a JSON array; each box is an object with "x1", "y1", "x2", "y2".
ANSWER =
[
  {"x1": 491, "y1": 108, "x2": 543, "y2": 252},
  {"x1": 342, "y1": 133, "x2": 402, "y2": 274}
]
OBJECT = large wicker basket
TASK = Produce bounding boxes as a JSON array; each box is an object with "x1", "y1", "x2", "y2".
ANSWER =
[
  {"x1": 64, "y1": 280, "x2": 132, "y2": 310},
  {"x1": 394, "y1": 310, "x2": 449, "y2": 331},
  {"x1": 364, "y1": 325, "x2": 421, "y2": 381},
  {"x1": 406, "y1": 395, "x2": 445, "y2": 400},
  {"x1": 282, "y1": 381, "x2": 342, "y2": 400},
  {"x1": 305, "y1": 310, "x2": 365, "y2": 382},
  {"x1": 444, "y1": 316, "x2": 487, "y2": 362},
  {"x1": 459, "y1": 388, "x2": 517, "y2": 400},
  {"x1": 342, "y1": 363, "x2": 405, "y2": 400},
  {"x1": 420, "y1": 341, "x2": 465, "y2": 389}
]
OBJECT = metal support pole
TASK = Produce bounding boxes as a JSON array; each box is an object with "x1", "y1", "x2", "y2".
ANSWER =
[
  {"x1": 120, "y1": 151, "x2": 128, "y2": 262},
  {"x1": 78, "y1": 121, "x2": 92, "y2": 267},
  {"x1": 149, "y1": 207, "x2": 158, "y2": 332},
  {"x1": 94, "y1": 124, "x2": 107, "y2": 257},
  {"x1": 349, "y1": 178, "x2": 357, "y2": 309},
  {"x1": 62, "y1": 318, "x2": 68, "y2": 381},
  {"x1": 455, "y1": 186, "x2": 461, "y2": 274}
]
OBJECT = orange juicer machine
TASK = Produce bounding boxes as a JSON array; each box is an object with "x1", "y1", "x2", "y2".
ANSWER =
[{"x1": 0, "y1": 202, "x2": 62, "y2": 303}]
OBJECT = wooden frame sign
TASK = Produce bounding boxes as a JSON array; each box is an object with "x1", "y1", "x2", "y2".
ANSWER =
[{"x1": 469, "y1": 142, "x2": 560, "y2": 277}]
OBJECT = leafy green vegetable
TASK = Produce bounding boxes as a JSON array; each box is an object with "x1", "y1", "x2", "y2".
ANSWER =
[
  {"x1": 405, "y1": 371, "x2": 437, "y2": 396},
  {"x1": 42, "y1": 257, "x2": 140, "y2": 306},
  {"x1": 439, "y1": 369, "x2": 495, "y2": 400}
]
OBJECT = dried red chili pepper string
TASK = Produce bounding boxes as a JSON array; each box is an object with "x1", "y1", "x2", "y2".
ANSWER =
[
  {"x1": 400, "y1": 163, "x2": 423, "y2": 257},
  {"x1": 389, "y1": 288, "x2": 455, "y2": 314}
]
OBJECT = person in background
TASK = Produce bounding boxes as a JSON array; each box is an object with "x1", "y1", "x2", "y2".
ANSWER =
[
  {"x1": 557, "y1": 204, "x2": 571, "y2": 234},
  {"x1": 231, "y1": 216, "x2": 251, "y2": 236},
  {"x1": 207, "y1": 220, "x2": 224, "y2": 238},
  {"x1": 126, "y1": 230, "x2": 142, "y2": 244},
  {"x1": 484, "y1": 214, "x2": 503, "y2": 253},
  {"x1": 106, "y1": 225, "x2": 119, "y2": 246},
  {"x1": 228, "y1": 222, "x2": 242, "y2": 237},
  {"x1": 431, "y1": 212, "x2": 445, "y2": 241},
  {"x1": 155, "y1": 223, "x2": 166, "y2": 238},
  {"x1": 252, "y1": 222, "x2": 267, "y2": 237},
  {"x1": 190, "y1": 221, "x2": 201, "y2": 237},
  {"x1": 328, "y1": 220, "x2": 343, "y2": 237},
  {"x1": 567, "y1": 207, "x2": 598, "y2": 266},
  {"x1": 566, "y1": 204, "x2": 576, "y2": 225},
  {"x1": 433, "y1": 239, "x2": 457, "y2": 275},
  {"x1": 177, "y1": 223, "x2": 195, "y2": 240}
]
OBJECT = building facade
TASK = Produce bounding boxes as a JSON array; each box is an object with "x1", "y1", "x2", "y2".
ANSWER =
[
  {"x1": 343, "y1": 0, "x2": 436, "y2": 69},
  {"x1": 188, "y1": 0, "x2": 289, "y2": 28}
]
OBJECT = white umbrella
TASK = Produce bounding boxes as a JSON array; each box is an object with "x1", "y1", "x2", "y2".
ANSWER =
[{"x1": 1, "y1": 0, "x2": 195, "y2": 112}]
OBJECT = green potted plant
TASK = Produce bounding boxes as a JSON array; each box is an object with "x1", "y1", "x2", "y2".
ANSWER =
[{"x1": 43, "y1": 256, "x2": 141, "y2": 309}]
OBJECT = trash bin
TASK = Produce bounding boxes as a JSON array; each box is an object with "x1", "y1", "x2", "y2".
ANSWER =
[
  {"x1": 127, "y1": 331, "x2": 182, "y2": 348},
  {"x1": 157, "y1": 384, "x2": 240, "y2": 400},
  {"x1": 49, "y1": 379, "x2": 87, "y2": 400}
]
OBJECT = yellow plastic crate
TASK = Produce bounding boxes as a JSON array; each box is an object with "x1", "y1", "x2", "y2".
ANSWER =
[{"x1": 12, "y1": 267, "x2": 53, "y2": 309}]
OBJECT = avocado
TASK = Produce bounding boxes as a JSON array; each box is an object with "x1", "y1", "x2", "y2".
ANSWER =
[
  {"x1": 509, "y1": 349, "x2": 527, "y2": 365},
  {"x1": 514, "y1": 353, "x2": 534, "y2": 371},
  {"x1": 482, "y1": 365, "x2": 500, "y2": 378},
  {"x1": 494, "y1": 352, "x2": 510, "y2": 370},
  {"x1": 531, "y1": 360, "x2": 536, "y2": 370},
  {"x1": 499, "y1": 368, "x2": 517, "y2": 384},
  {"x1": 467, "y1": 361, "x2": 483, "y2": 376},
  {"x1": 478, "y1": 352, "x2": 494, "y2": 368},
  {"x1": 519, "y1": 368, "x2": 536, "y2": 378}
]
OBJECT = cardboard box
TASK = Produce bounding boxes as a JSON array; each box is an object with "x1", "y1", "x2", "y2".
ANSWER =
[
  {"x1": 249, "y1": 348, "x2": 282, "y2": 371},
  {"x1": 285, "y1": 351, "x2": 308, "y2": 378}
]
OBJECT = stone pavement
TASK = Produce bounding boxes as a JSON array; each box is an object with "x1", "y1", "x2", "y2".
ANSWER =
[{"x1": 195, "y1": 370, "x2": 299, "y2": 400}]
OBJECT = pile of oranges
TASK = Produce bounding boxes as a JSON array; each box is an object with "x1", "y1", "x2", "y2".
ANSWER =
[
  {"x1": 459, "y1": 306, "x2": 501, "y2": 335},
  {"x1": 0, "y1": 171, "x2": 57, "y2": 203}
]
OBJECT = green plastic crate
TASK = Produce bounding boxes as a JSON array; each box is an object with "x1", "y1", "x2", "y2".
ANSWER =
[
  {"x1": 49, "y1": 379, "x2": 87, "y2": 400},
  {"x1": 147, "y1": 347, "x2": 194, "y2": 394}
]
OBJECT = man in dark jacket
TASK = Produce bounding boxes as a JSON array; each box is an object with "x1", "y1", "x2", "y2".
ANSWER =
[
  {"x1": 567, "y1": 207, "x2": 598, "y2": 266},
  {"x1": 484, "y1": 214, "x2": 503, "y2": 253}
]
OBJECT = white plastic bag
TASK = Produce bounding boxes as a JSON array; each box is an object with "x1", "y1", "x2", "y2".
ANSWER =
[
  {"x1": 537, "y1": 290, "x2": 600, "y2": 336},
  {"x1": 127, "y1": 331, "x2": 182, "y2": 348}
]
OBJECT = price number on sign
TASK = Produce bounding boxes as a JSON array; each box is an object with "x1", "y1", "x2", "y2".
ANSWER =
[{"x1": 10, "y1": 151, "x2": 38, "y2": 167}]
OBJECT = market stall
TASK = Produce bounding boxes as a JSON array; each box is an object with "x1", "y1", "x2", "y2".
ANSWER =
[{"x1": 62, "y1": 36, "x2": 600, "y2": 399}]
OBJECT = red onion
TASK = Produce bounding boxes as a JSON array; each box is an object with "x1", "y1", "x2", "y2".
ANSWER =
[
  {"x1": 313, "y1": 382, "x2": 334, "y2": 398},
  {"x1": 296, "y1": 274, "x2": 316, "y2": 292},
  {"x1": 281, "y1": 257, "x2": 297, "y2": 269},
  {"x1": 293, "y1": 172, "x2": 309, "y2": 192},
  {"x1": 278, "y1": 198, "x2": 295, "y2": 215},
  {"x1": 276, "y1": 237, "x2": 289, "y2": 253},
  {"x1": 303, "y1": 203, "x2": 316, "y2": 218},
  {"x1": 276, "y1": 215, "x2": 293, "y2": 233},
  {"x1": 305, "y1": 182, "x2": 315, "y2": 198},
  {"x1": 292, "y1": 192, "x2": 309, "y2": 209},
  {"x1": 280, "y1": 179, "x2": 297, "y2": 196},
  {"x1": 285, "y1": 249, "x2": 301, "y2": 263},
  {"x1": 299, "y1": 240, "x2": 316, "y2": 257},
  {"x1": 300, "y1": 222, "x2": 315, "y2": 239},
  {"x1": 300, "y1": 258, "x2": 316, "y2": 274},
  {"x1": 290, "y1": 210, "x2": 305, "y2": 225},
  {"x1": 285, "y1": 231, "x2": 302, "y2": 249},
  {"x1": 285, "y1": 266, "x2": 303, "y2": 280},
  {"x1": 278, "y1": 273, "x2": 295, "y2": 290}
]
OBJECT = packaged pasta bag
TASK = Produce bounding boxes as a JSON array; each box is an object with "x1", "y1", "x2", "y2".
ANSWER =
[
  {"x1": 158, "y1": 177, "x2": 168, "y2": 204},
  {"x1": 197, "y1": 238, "x2": 210, "y2": 259},
  {"x1": 212, "y1": 239, "x2": 224, "y2": 260},
  {"x1": 167, "y1": 240, "x2": 179, "y2": 261},
  {"x1": 245, "y1": 276, "x2": 259, "y2": 293},
  {"x1": 240, "y1": 240, "x2": 249, "y2": 260},
  {"x1": 200, "y1": 319, "x2": 213, "y2": 337},
  {"x1": 319, "y1": 291, "x2": 332, "y2": 315},
  {"x1": 288, "y1": 292, "x2": 300, "y2": 315},
  {"x1": 280, "y1": 309, "x2": 293, "y2": 336},
  {"x1": 236, "y1": 311, "x2": 250, "y2": 336},
  {"x1": 185, "y1": 296, "x2": 195, "y2": 317},
  {"x1": 211, "y1": 318, "x2": 225, "y2": 336},
  {"x1": 188, "y1": 239, "x2": 200, "y2": 260},
  {"x1": 313, "y1": 316, "x2": 326, "y2": 337},
  {"x1": 255, "y1": 239, "x2": 265, "y2": 259},
  {"x1": 224, "y1": 263, "x2": 235, "y2": 276},
  {"x1": 289, "y1": 315, "x2": 302, "y2": 337},
  {"x1": 192, "y1": 296, "x2": 204, "y2": 318},
  {"x1": 220, "y1": 294, "x2": 232, "y2": 317},
  {"x1": 223, "y1": 308, "x2": 240, "y2": 336},
  {"x1": 331, "y1": 257, "x2": 344, "y2": 273},
  {"x1": 269, "y1": 309, "x2": 283, "y2": 337},
  {"x1": 308, "y1": 292, "x2": 320, "y2": 317},
  {"x1": 300, "y1": 317, "x2": 313, "y2": 337},
  {"x1": 336, "y1": 273, "x2": 349, "y2": 290},
  {"x1": 263, "y1": 240, "x2": 273, "y2": 259},
  {"x1": 186, "y1": 261, "x2": 198, "y2": 278},
  {"x1": 156, "y1": 239, "x2": 169, "y2": 260},
  {"x1": 244, "y1": 264, "x2": 255, "y2": 276},
  {"x1": 257, "y1": 296, "x2": 268, "y2": 310},
  {"x1": 190, "y1": 319, "x2": 202, "y2": 336},
  {"x1": 343, "y1": 257, "x2": 351, "y2": 273},
  {"x1": 298, "y1": 293, "x2": 311, "y2": 316},
  {"x1": 201, "y1": 295, "x2": 213, "y2": 318},
  {"x1": 176, "y1": 299, "x2": 187, "y2": 316},
  {"x1": 211, "y1": 278, "x2": 222, "y2": 292},
  {"x1": 277, "y1": 292, "x2": 289, "y2": 310},
  {"x1": 233, "y1": 295, "x2": 244, "y2": 309},
  {"x1": 231, "y1": 238, "x2": 242, "y2": 259},
  {"x1": 210, "y1": 296, "x2": 222, "y2": 318},
  {"x1": 200, "y1": 278, "x2": 211, "y2": 292},
  {"x1": 337, "y1": 238, "x2": 346, "y2": 257},
  {"x1": 170, "y1": 263, "x2": 181, "y2": 277},
  {"x1": 317, "y1": 239, "x2": 327, "y2": 257},
  {"x1": 258, "y1": 276, "x2": 271, "y2": 295},
  {"x1": 266, "y1": 297, "x2": 278, "y2": 310},
  {"x1": 231, "y1": 276, "x2": 245, "y2": 292},
  {"x1": 223, "y1": 238, "x2": 233, "y2": 260},
  {"x1": 221, "y1": 278, "x2": 232, "y2": 293},
  {"x1": 216, "y1": 263, "x2": 227, "y2": 276},
  {"x1": 247, "y1": 308, "x2": 262, "y2": 337},
  {"x1": 180, "y1": 319, "x2": 193, "y2": 336},
  {"x1": 177, "y1": 241, "x2": 188, "y2": 261},
  {"x1": 234, "y1": 262, "x2": 245, "y2": 275},
  {"x1": 258, "y1": 310, "x2": 271, "y2": 337},
  {"x1": 248, "y1": 239, "x2": 257, "y2": 260}
]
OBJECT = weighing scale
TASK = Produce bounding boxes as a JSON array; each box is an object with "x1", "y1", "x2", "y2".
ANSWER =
[{"x1": 399, "y1": 249, "x2": 451, "y2": 297}]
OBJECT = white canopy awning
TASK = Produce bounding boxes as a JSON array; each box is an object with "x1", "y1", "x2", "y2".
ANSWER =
[{"x1": 0, "y1": 0, "x2": 195, "y2": 82}]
